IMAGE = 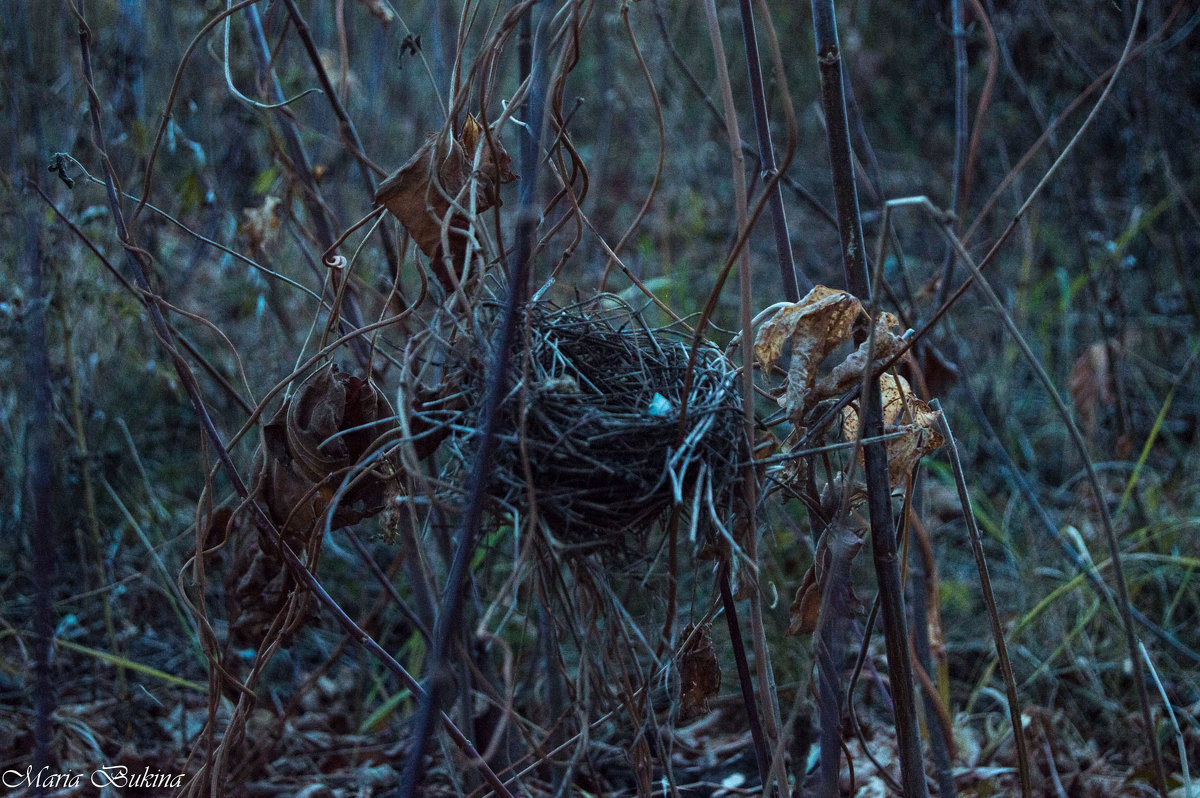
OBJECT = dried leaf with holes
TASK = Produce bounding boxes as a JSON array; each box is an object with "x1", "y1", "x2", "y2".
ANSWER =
[
  {"x1": 840, "y1": 373, "x2": 943, "y2": 488},
  {"x1": 258, "y1": 365, "x2": 399, "y2": 545},
  {"x1": 754, "y1": 285, "x2": 862, "y2": 418},
  {"x1": 374, "y1": 115, "x2": 516, "y2": 290},
  {"x1": 678, "y1": 623, "x2": 721, "y2": 720}
]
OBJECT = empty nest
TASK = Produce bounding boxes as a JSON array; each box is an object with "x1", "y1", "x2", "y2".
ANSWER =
[{"x1": 448, "y1": 296, "x2": 745, "y2": 548}]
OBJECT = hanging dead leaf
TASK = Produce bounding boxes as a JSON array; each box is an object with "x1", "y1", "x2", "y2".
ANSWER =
[
  {"x1": 226, "y1": 534, "x2": 308, "y2": 649},
  {"x1": 678, "y1": 623, "x2": 721, "y2": 720},
  {"x1": 840, "y1": 373, "x2": 944, "y2": 488},
  {"x1": 787, "y1": 523, "x2": 863, "y2": 636},
  {"x1": 753, "y1": 286, "x2": 862, "y2": 418},
  {"x1": 375, "y1": 115, "x2": 516, "y2": 290},
  {"x1": 259, "y1": 365, "x2": 399, "y2": 545},
  {"x1": 788, "y1": 561, "x2": 822, "y2": 636},
  {"x1": 769, "y1": 425, "x2": 809, "y2": 494},
  {"x1": 811, "y1": 311, "x2": 907, "y2": 402}
]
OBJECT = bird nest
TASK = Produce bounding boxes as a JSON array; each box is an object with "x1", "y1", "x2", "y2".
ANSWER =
[{"x1": 445, "y1": 296, "x2": 745, "y2": 551}]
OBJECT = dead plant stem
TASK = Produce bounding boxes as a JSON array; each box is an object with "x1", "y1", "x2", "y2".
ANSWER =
[
  {"x1": 736, "y1": 0, "x2": 801, "y2": 301},
  {"x1": 933, "y1": 400, "x2": 1033, "y2": 797},
  {"x1": 809, "y1": 1, "x2": 929, "y2": 794},
  {"x1": 700, "y1": 0, "x2": 782, "y2": 789},
  {"x1": 937, "y1": 216, "x2": 1169, "y2": 797}
]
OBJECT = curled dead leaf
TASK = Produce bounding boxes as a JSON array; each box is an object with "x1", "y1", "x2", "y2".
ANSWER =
[
  {"x1": 788, "y1": 523, "x2": 863, "y2": 636},
  {"x1": 811, "y1": 311, "x2": 907, "y2": 402},
  {"x1": 753, "y1": 286, "x2": 862, "y2": 418},
  {"x1": 840, "y1": 373, "x2": 944, "y2": 488},
  {"x1": 259, "y1": 365, "x2": 399, "y2": 544},
  {"x1": 375, "y1": 115, "x2": 517, "y2": 290},
  {"x1": 788, "y1": 562, "x2": 822, "y2": 636}
]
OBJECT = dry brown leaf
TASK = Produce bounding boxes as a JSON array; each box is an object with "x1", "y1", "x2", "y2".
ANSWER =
[
  {"x1": 356, "y1": 0, "x2": 395, "y2": 25},
  {"x1": 841, "y1": 373, "x2": 943, "y2": 488},
  {"x1": 1069, "y1": 340, "x2": 1114, "y2": 439},
  {"x1": 771, "y1": 425, "x2": 808, "y2": 493},
  {"x1": 787, "y1": 523, "x2": 863, "y2": 636},
  {"x1": 787, "y1": 562, "x2": 822, "y2": 636},
  {"x1": 753, "y1": 286, "x2": 862, "y2": 417},
  {"x1": 259, "y1": 366, "x2": 399, "y2": 544},
  {"x1": 811, "y1": 311, "x2": 907, "y2": 402},
  {"x1": 678, "y1": 623, "x2": 721, "y2": 720},
  {"x1": 241, "y1": 196, "x2": 281, "y2": 250},
  {"x1": 374, "y1": 115, "x2": 516, "y2": 290}
]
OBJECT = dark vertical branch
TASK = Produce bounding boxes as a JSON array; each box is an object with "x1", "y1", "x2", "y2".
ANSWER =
[
  {"x1": 812, "y1": 523, "x2": 860, "y2": 796},
  {"x1": 718, "y1": 564, "x2": 770, "y2": 786},
  {"x1": 398, "y1": 5, "x2": 546, "y2": 794},
  {"x1": 735, "y1": 0, "x2": 802, "y2": 301},
  {"x1": 808, "y1": 3, "x2": 929, "y2": 795},
  {"x1": 810, "y1": 5, "x2": 867, "y2": 300}
]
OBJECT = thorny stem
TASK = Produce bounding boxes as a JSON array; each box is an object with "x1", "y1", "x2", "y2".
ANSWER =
[{"x1": 809, "y1": 2, "x2": 929, "y2": 795}]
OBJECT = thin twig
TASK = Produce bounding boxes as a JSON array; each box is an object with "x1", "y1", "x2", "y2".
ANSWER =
[
  {"x1": 736, "y1": 0, "x2": 801, "y2": 301},
  {"x1": 700, "y1": 0, "x2": 781, "y2": 787},
  {"x1": 935, "y1": 208, "x2": 1169, "y2": 797},
  {"x1": 278, "y1": 0, "x2": 401, "y2": 282},
  {"x1": 397, "y1": 5, "x2": 548, "y2": 794},
  {"x1": 933, "y1": 399, "x2": 1032, "y2": 797}
]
